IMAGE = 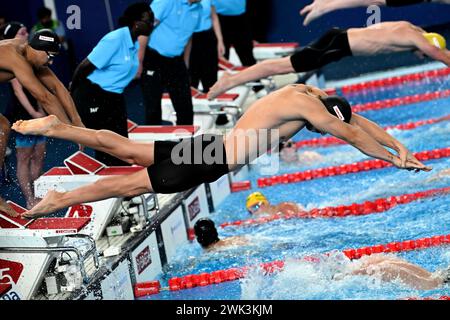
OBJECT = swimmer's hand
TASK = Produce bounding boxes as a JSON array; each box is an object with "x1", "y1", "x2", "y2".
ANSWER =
[
  {"x1": 300, "y1": 0, "x2": 332, "y2": 26},
  {"x1": 392, "y1": 156, "x2": 432, "y2": 172}
]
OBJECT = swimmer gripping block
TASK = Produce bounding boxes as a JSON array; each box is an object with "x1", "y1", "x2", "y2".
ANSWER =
[{"x1": 423, "y1": 33, "x2": 447, "y2": 50}]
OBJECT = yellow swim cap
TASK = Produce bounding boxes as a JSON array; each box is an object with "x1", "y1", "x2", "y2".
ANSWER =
[
  {"x1": 246, "y1": 192, "x2": 269, "y2": 213},
  {"x1": 423, "y1": 33, "x2": 447, "y2": 50}
]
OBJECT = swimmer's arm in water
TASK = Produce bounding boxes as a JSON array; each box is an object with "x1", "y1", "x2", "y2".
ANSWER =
[
  {"x1": 36, "y1": 68, "x2": 84, "y2": 128},
  {"x1": 208, "y1": 57, "x2": 294, "y2": 99},
  {"x1": 70, "y1": 58, "x2": 96, "y2": 92},
  {"x1": 9, "y1": 54, "x2": 72, "y2": 124},
  {"x1": 350, "y1": 114, "x2": 425, "y2": 169},
  {"x1": 10, "y1": 79, "x2": 45, "y2": 118}
]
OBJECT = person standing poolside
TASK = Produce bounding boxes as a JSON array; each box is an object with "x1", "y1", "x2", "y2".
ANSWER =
[
  {"x1": 139, "y1": 0, "x2": 202, "y2": 125},
  {"x1": 188, "y1": 0, "x2": 225, "y2": 93},
  {"x1": 214, "y1": 0, "x2": 256, "y2": 67},
  {"x1": 70, "y1": 3, "x2": 154, "y2": 166}
]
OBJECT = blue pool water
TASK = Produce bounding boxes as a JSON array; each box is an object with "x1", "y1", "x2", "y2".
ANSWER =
[{"x1": 145, "y1": 66, "x2": 450, "y2": 300}]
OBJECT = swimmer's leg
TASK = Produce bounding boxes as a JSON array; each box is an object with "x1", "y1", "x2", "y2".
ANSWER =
[
  {"x1": 23, "y1": 168, "x2": 153, "y2": 219},
  {"x1": 12, "y1": 116, "x2": 155, "y2": 167},
  {"x1": 352, "y1": 256, "x2": 443, "y2": 290}
]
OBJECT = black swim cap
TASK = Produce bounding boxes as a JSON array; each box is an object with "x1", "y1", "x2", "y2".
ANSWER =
[
  {"x1": 306, "y1": 95, "x2": 352, "y2": 132},
  {"x1": 194, "y1": 218, "x2": 220, "y2": 248},
  {"x1": 2, "y1": 21, "x2": 25, "y2": 40},
  {"x1": 29, "y1": 29, "x2": 61, "y2": 53}
]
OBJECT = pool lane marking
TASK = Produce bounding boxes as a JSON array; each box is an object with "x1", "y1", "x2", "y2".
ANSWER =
[
  {"x1": 220, "y1": 186, "x2": 450, "y2": 229},
  {"x1": 257, "y1": 147, "x2": 450, "y2": 189},
  {"x1": 340, "y1": 67, "x2": 450, "y2": 94},
  {"x1": 295, "y1": 114, "x2": 450, "y2": 149}
]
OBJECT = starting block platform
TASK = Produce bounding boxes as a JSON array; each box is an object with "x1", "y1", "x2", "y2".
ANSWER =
[
  {"x1": 127, "y1": 120, "x2": 200, "y2": 142},
  {"x1": 34, "y1": 151, "x2": 144, "y2": 198}
]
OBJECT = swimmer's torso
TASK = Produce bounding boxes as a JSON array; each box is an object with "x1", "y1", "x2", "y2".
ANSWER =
[
  {"x1": 225, "y1": 84, "x2": 323, "y2": 167},
  {"x1": 0, "y1": 39, "x2": 28, "y2": 82}
]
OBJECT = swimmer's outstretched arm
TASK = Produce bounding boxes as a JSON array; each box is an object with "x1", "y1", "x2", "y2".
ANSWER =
[
  {"x1": 12, "y1": 116, "x2": 156, "y2": 167},
  {"x1": 302, "y1": 97, "x2": 429, "y2": 171},
  {"x1": 300, "y1": 0, "x2": 450, "y2": 26},
  {"x1": 350, "y1": 114, "x2": 426, "y2": 169},
  {"x1": 351, "y1": 255, "x2": 444, "y2": 290},
  {"x1": 22, "y1": 169, "x2": 153, "y2": 219}
]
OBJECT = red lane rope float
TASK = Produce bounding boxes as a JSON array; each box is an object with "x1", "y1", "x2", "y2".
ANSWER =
[
  {"x1": 220, "y1": 187, "x2": 450, "y2": 229},
  {"x1": 405, "y1": 296, "x2": 450, "y2": 300},
  {"x1": 351, "y1": 90, "x2": 450, "y2": 113},
  {"x1": 295, "y1": 115, "x2": 450, "y2": 149},
  {"x1": 257, "y1": 147, "x2": 450, "y2": 189},
  {"x1": 341, "y1": 67, "x2": 450, "y2": 94},
  {"x1": 162, "y1": 233, "x2": 450, "y2": 293}
]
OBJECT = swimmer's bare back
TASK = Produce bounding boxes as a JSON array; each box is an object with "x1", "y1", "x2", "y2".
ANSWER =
[{"x1": 224, "y1": 84, "x2": 329, "y2": 168}]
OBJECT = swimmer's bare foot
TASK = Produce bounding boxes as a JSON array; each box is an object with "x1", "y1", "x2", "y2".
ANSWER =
[
  {"x1": 208, "y1": 72, "x2": 233, "y2": 100},
  {"x1": 12, "y1": 115, "x2": 62, "y2": 137},
  {"x1": 0, "y1": 197, "x2": 19, "y2": 218},
  {"x1": 22, "y1": 190, "x2": 65, "y2": 219}
]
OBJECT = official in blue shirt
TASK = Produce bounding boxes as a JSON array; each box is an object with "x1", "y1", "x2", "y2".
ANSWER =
[
  {"x1": 213, "y1": 0, "x2": 256, "y2": 66},
  {"x1": 70, "y1": 3, "x2": 154, "y2": 166},
  {"x1": 189, "y1": 0, "x2": 225, "y2": 93},
  {"x1": 140, "y1": 0, "x2": 202, "y2": 125}
]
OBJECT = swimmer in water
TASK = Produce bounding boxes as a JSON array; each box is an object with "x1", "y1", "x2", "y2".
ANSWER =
[
  {"x1": 279, "y1": 139, "x2": 323, "y2": 165},
  {"x1": 426, "y1": 168, "x2": 450, "y2": 183},
  {"x1": 334, "y1": 253, "x2": 450, "y2": 291},
  {"x1": 194, "y1": 218, "x2": 249, "y2": 251},
  {"x1": 207, "y1": 21, "x2": 450, "y2": 100},
  {"x1": 13, "y1": 84, "x2": 430, "y2": 219},
  {"x1": 246, "y1": 192, "x2": 306, "y2": 216}
]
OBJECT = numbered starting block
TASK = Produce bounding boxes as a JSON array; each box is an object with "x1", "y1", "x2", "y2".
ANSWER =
[
  {"x1": 0, "y1": 201, "x2": 95, "y2": 299},
  {"x1": 34, "y1": 152, "x2": 149, "y2": 240}
]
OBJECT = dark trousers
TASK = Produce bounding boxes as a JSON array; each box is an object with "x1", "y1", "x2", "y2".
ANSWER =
[
  {"x1": 189, "y1": 28, "x2": 219, "y2": 93},
  {"x1": 218, "y1": 13, "x2": 256, "y2": 66},
  {"x1": 72, "y1": 79, "x2": 129, "y2": 166},
  {"x1": 141, "y1": 48, "x2": 194, "y2": 125}
]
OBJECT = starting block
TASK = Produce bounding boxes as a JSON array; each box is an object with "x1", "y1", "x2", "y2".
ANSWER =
[
  {"x1": 34, "y1": 152, "x2": 143, "y2": 198},
  {"x1": 128, "y1": 124, "x2": 200, "y2": 143},
  {"x1": 253, "y1": 42, "x2": 299, "y2": 60}
]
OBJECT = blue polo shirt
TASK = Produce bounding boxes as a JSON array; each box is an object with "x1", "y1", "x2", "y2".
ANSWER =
[
  {"x1": 196, "y1": 0, "x2": 212, "y2": 32},
  {"x1": 87, "y1": 27, "x2": 139, "y2": 94},
  {"x1": 213, "y1": 0, "x2": 246, "y2": 16},
  {"x1": 149, "y1": 0, "x2": 202, "y2": 58}
]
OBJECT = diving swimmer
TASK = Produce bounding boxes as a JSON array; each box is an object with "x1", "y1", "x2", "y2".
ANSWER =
[
  {"x1": 12, "y1": 84, "x2": 431, "y2": 219},
  {"x1": 207, "y1": 21, "x2": 450, "y2": 100}
]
